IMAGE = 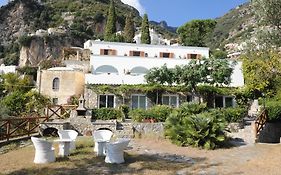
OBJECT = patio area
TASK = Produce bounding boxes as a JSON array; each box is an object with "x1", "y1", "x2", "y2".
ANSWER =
[{"x1": 0, "y1": 136, "x2": 281, "y2": 175}]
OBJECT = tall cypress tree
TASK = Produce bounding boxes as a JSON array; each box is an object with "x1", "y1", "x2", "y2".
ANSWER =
[
  {"x1": 140, "y1": 14, "x2": 151, "y2": 44},
  {"x1": 104, "y1": 0, "x2": 117, "y2": 41},
  {"x1": 124, "y1": 14, "x2": 135, "y2": 43}
]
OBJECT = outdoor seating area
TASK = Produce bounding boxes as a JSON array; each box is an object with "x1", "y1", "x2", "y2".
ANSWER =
[{"x1": 31, "y1": 129, "x2": 130, "y2": 164}]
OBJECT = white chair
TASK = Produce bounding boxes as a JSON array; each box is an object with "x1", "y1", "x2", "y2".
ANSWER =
[
  {"x1": 31, "y1": 137, "x2": 55, "y2": 164},
  {"x1": 93, "y1": 130, "x2": 113, "y2": 155},
  {"x1": 105, "y1": 138, "x2": 130, "y2": 164},
  {"x1": 57, "y1": 130, "x2": 78, "y2": 150}
]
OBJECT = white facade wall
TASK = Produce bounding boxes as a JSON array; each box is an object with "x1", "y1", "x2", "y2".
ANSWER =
[
  {"x1": 84, "y1": 41, "x2": 244, "y2": 87},
  {"x1": 0, "y1": 65, "x2": 16, "y2": 74},
  {"x1": 84, "y1": 40, "x2": 209, "y2": 59}
]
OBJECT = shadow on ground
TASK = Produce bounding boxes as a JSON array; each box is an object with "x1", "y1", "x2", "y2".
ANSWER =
[{"x1": 6, "y1": 152, "x2": 208, "y2": 175}]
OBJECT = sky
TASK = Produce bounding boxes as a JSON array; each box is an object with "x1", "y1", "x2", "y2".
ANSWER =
[{"x1": 0, "y1": 0, "x2": 249, "y2": 27}]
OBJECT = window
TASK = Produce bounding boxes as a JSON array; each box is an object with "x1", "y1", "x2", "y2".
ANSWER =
[
  {"x1": 100, "y1": 49, "x2": 116, "y2": 55},
  {"x1": 99, "y1": 95, "x2": 114, "y2": 108},
  {"x1": 215, "y1": 96, "x2": 235, "y2": 108},
  {"x1": 162, "y1": 95, "x2": 178, "y2": 107},
  {"x1": 52, "y1": 98, "x2": 58, "y2": 105},
  {"x1": 186, "y1": 95, "x2": 193, "y2": 102},
  {"x1": 94, "y1": 65, "x2": 119, "y2": 75},
  {"x1": 131, "y1": 95, "x2": 146, "y2": 109},
  {"x1": 129, "y1": 51, "x2": 145, "y2": 57},
  {"x1": 225, "y1": 97, "x2": 234, "y2": 108},
  {"x1": 52, "y1": 78, "x2": 59, "y2": 91},
  {"x1": 187, "y1": 54, "x2": 201, "y2": 59},
  {"x1": 215, "y1": 96, "x2": 224, "y2": 108},
  {"x1": 160, "y1": 52, "x2": 174, "y2": 58},
  {"x1": 130, "y1": 66, "x2": 148, "y2": 75}
]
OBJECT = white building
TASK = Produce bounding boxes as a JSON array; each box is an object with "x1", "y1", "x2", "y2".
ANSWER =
[
  {"x1": 133, "y1": 28, "x2": 172, "y2": 45},
  {"x1": 83, "y1": 41, "x2": 244, "y2": 109},
  {"x1": 0, "y1": 64, "x2": 16, "y2": 74}
]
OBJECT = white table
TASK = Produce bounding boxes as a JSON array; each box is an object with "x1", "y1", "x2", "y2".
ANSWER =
[
  {"x1": 54, "y1": 139, "x2": 72, "y2": 157},
  {"x1": 95, "y1": 140, "x2": 108, "y2": 156}
]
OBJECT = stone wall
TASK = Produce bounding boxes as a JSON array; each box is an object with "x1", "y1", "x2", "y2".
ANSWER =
[
  {"x1": 41, "y1": 110, "x2": 165, "y2": 138},
  {"x1": 132, "y1": 122, "x2": 165, "y2": 138}
]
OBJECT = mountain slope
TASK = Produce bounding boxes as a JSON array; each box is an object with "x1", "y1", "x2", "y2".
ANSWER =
[{"x1": 206, "y1": 2, "x2": 255, "y2": 53}]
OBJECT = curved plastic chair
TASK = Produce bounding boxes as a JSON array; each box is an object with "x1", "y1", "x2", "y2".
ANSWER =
[
  {"x1": 105, "y1": 138, "x2": 130, "y2": 164},
  {"x1": 93, "y1": 130, "x2": 113, "y2": 153},
  {"x1": 31, "y1": 137, "x2": 55, "y2": 164},
  {"x1": 57, "y1": 130, "x2": 78, "y2": 150}
]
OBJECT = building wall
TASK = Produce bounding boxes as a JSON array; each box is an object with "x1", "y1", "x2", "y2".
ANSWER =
[
  {"x1": 84, "y1": 40, "x2": 209, "y2": 59},
  {"x1": 38, "y1": 68, "x2": 85, "y2": 104}
]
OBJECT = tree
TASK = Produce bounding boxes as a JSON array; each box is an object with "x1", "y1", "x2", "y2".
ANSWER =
[
  {"x1": 140, "y1": 14, "x2": 151, "y2": 44},
  {"x1": 177, "y1": 19, "x2": 216, "y2": 47},
  {"x1": 145, "y1": 58, "x2": 234, "y2": 92},
  {"x1": 124, "y1": 13, "x2": 135, "y2": 43},
  {"x1": 242, "y1": 51, "x2": 281, "y2": 97},
  {"x1": 252, "y1": 0, "x2": 281, "y2": 48},
  {"x1": 145, "y1": 64, "x2": 174, "y2": 85},
  {"x1": 104, "y1": 0, "x2": 117, "y2": 41}
]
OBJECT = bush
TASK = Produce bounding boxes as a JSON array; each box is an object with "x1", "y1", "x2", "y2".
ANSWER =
[
  {"x1": 18, "y1": 35, "x2": 34, "y2": 47},
  {"x1": 165, "y1": 111, "x2": 227, "y2": 150},
  {"x1": 178, "y1": 102, "x2": 207, "y2": 116},
  {"x1": 129, "y1": 105, "x2": 174, "y2": 122},
  {"x1": 118, "y1": 104, "x2": 129, "y2": 119},
  {"x1": 129, "y1": 109, "x2": 147, "y2": 122},
  {"x1": 148, "y1": 105, "x2": 173, "y2": 122},
  {"x1": 211, "y1": 107, "x2": 247, "y2": 123},
  {"x1": 265, "y1": 101, "x2": 281, "y2": 122},
  {"x1": 92, "y1": 108, "x2": 122, "y2": 120}
]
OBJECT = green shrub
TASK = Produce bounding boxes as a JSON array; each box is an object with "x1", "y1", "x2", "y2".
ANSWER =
[
  {"x1": 92, "y1": 108, "x2": 122, "y2": 120},
  {"x1": 265, "y1": 101, "x2": 281, "y2": 122},
  {"x1": 148, "y1": 105, "x2": 173, "y2": 122},
  {"x1": 129, "y1": 109, "x2": 147, "y2": 122},
  {"x1": 211, "y1": 107, "x2": 247, "y2": 123},
  {"x1": 18, "y1": 35, "x2": 34, "y2": 47},
  {"x1": 118, "y1": 104, "x2": 129, "y2": 119},
  {"x1": 129, "y1": 105, "x2": 173, "y2": 122},
  {"x1": 178, "y1": 102, "x2": 207, "y2": 116},
  {"x1": 165, "y1": 111, "x2": 227, "y2": 150}
]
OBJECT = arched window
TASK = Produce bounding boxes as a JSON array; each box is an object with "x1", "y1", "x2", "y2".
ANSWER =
[
  {"x1": 130, "y1": 66, "x2": 148, "y2": 75},
  {"x1": 94, "y1": 65, "x2": 119, "y2": 75},
  {"x1": 52, "y1": 78, "x2": 60, "y2": 91}
]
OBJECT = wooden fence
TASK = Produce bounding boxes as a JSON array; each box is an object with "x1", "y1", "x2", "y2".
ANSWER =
[
  {"x1": 0, "y1": 105, "x2": 78, "y2": 142},
  {"x1": 254, "y1": 109, "x2": 268, "y2": 140}
]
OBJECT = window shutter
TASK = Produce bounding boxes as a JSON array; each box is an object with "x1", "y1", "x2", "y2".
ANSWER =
[
  {"x1": 129, "y1": 51, "x2": 133, "y2": 56},
  {"x1": 140, "y1": 51, "x2": 145, "y2": 57},
  {"x1": 169, "y1": 53, "x2": 174, "y2": 58},
  {"x1": 100, "y1": 49, "x2": 104, "y2": 55},
  {"x1": 160, "y1": 52, "x2": 163, "y2": 58},
  {"x1": 187, "y1": 54, "x2": 191, "y2": 59},
  {"x1": 111, "y1": 49, "x2": 117, "y2": 55},
  {"x1": 196, "y1": 54, "x2": 202, "y2": 59}
]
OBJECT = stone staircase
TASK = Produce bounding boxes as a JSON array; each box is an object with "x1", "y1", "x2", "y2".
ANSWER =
[{"x1": 227, "y1": 120, "x2": 256, "y2": 146}]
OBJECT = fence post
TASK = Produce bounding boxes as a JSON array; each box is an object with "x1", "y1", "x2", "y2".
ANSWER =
[
  {"x1": 7, "y1": 120, "x2": 10, "y2": 141},
  {"x1": 28, "y1": 118, "x2": 31, "y2": 137}
]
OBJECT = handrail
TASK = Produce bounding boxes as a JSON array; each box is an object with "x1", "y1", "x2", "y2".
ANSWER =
[
  {"x1": 254, "y1": 109, "x2": 268, "y2": 140},
  {"x1": 0, "y1": 105, "x2": 78, "y2": 142}
]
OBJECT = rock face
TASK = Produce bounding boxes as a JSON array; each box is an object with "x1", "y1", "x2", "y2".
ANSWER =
[
  {"x1": 0, "y1": 0, "x2": 44, "y2": 45},
  {"x1": 18, "y1": 35, "x2": 73, "y2": 67}
]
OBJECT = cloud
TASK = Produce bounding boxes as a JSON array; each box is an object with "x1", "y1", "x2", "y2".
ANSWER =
[{"x1": 121, "y1": 0, "x2": 145, "y2": 15}]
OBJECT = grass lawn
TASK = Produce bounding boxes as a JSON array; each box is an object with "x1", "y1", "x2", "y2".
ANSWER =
[{"x1": 0, "y1": 137, "x2": 190, "y2": 175}]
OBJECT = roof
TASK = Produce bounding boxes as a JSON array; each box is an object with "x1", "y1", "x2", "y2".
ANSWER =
[
  {"x1": 85, "y1": 40, "x2": 209, "y2": 51},
  {"x1": 47, "y1": 67, "x2": 75, "y2": 71}
]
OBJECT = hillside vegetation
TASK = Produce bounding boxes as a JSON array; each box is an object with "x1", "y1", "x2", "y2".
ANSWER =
[{"x1": 206, "y1": 2, "x2": 255, "y2": 51}]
